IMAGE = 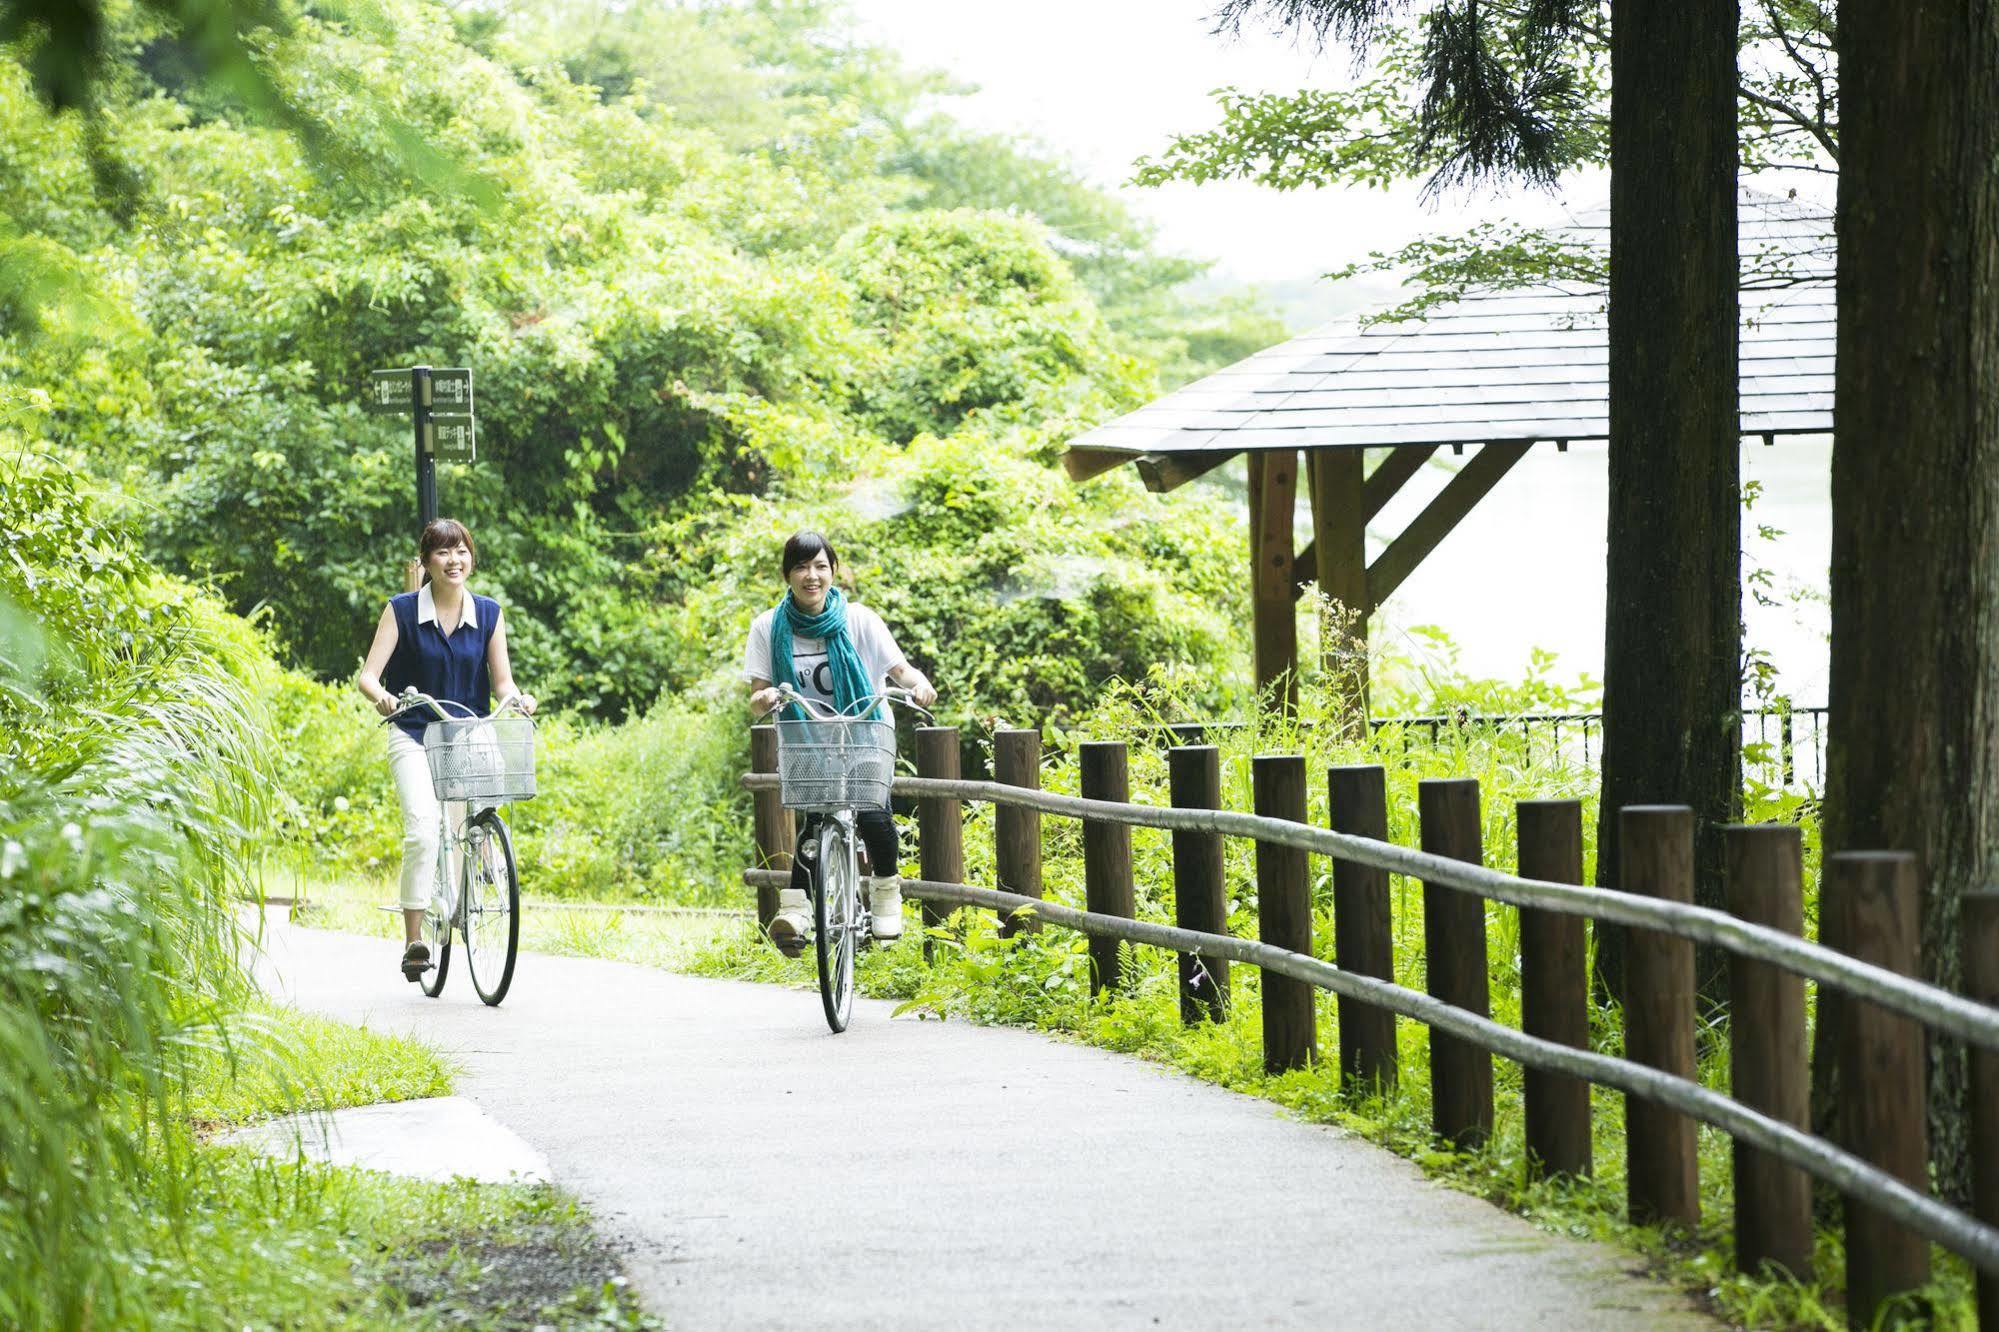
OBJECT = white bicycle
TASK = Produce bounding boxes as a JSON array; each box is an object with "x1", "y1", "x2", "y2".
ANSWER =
[
  {"x1": 382, "y1": 689, "x2": 536, "y2": 1006},
  {"x1": 759, "y1": 684, "x2": 928, "y2": 1032}
]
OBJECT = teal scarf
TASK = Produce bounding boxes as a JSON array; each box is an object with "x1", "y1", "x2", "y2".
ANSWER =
[{"x1": 770, "y1": 586, "x2": 876, "y2": 720}]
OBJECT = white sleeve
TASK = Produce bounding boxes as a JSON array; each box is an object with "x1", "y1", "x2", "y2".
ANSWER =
[
  {"x1": 743, "y1": 614, "x2": 772, "y2": 683},
  {"x1": 856, "y1": 607, "x2": 908, "y2": 683}
]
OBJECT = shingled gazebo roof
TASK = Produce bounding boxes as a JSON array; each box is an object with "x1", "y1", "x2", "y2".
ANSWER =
[
  {"x1": 1059, "y1": 190, "x2": 1836, "y2": 709},
  {"x1": 1065, "y1": 192, "x2": 1833, "y2": 488}
]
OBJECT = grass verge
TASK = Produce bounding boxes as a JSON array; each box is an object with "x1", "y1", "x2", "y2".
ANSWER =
[{"x1": 148, "y1": 998, "x2": 661, "y2": 1330}]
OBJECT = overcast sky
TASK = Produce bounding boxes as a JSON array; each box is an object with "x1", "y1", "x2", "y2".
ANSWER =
[{"x1": 844, "y1": 0, "x2": 1593, "y2": 286}]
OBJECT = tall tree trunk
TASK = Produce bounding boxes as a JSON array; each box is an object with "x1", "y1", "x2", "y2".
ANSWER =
[
  {"x1": 1597, "y1": 0, "x2": 1743, "y2": 1004},
  {"x1": 1819, "y1": 0, "x2": 1999, "y2": 1203}
]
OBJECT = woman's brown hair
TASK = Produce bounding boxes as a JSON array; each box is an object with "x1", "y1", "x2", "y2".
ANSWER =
[{"x1": 419, "y1": 518, "x2": 475, "y2": 561}]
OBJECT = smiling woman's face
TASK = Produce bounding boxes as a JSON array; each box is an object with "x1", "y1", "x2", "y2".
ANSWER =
[
  {"x1": 424, "y1": 541, "x2": 473, "y2": 587},
  {"x1": 786, "y1": 550, "x2": 832, "y2": 609}
]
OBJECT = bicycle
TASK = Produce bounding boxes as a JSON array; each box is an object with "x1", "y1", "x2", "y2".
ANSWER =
[
  {"x1": 383, "y1": 688, "x2": 536, "y2": 1006},
  {"x1": 761, "y1": 684, "x2": 928, "y2": 1033}
]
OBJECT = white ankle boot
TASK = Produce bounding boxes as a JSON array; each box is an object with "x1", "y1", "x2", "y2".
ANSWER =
[
  {"x1": 769, "y1": 887, "x2": 811, "y2": 956},
  {"x1": 867, "y1": 876, "x2": 904, "y2": 940}
]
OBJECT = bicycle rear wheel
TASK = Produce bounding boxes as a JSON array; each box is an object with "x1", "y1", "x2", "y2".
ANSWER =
[
  {"x1": 463, "y1": 809, "x2": 519, "y2": 1007},
  {"x1": 813, "y1": 821, "x2": 859, "y2": 1033}
]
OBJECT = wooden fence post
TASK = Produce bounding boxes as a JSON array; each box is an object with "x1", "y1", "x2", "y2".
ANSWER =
[
  {"x1": 1329, "y1": 765, "x2": 1396, "y2": 1094},
  {"x1": 1418, "y1": 778, "x2": 1492, "y2": 1149},
  {"x1": 1254, "y1": 753, "x2": 1315, "y2": 1072},
  {"x1": 1964, "y1": 891, "x2": 1999, "y2": 1332},
  {"x1": 993, "y1": 729, "x2": 1042, "y2": 937},
  {"x1": 1517, "y1": 799, "x2": 1591, "y2": 1180},
  {"x1": 750, "y1": 725, "x2": 790, "y2": 930},
  {"x1": 1620, "y1": 805, "x2": 1700, "y2": 1229},
  {"x1": 1080, "y1": 742, "x2": 1135, "y2": 993},
  {"x1": 1168, "y1": 744, "x2": 1228, "y2": 1024},
  {"x1": 1724, "y1": 823, "x2": 1812, "y2": 1280},
  {"x1": 1825, "y1": 852, "x2": 1929, "y2": 1328},
  {"x1": 915, "y1": 728, "x2": 962, "y2": 961}
]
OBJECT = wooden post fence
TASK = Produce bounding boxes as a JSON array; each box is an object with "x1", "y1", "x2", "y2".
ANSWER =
[
  {"x1": 993, "y1": 729, "x2": 1042, "y2": 937},
  {"x1": 1724, "y1": 823, "x2": 1812, "y2": 1280},
  {"x1": 1517, "y1": 799, "x2": 1591, "y2": 1180},
  {"x1": 1419, "y1": 778, "x2": 1492, "y2": 1148},
  {"x1": 1254, "y1": 753, "x2": 1315, "y2": 1072},
  {"x1": 1169, "y1": 744, "x2": 1229, "y2": 1024},
  {"x1": 749, "y1": 724, "x2": 790, "y2": 930},
  {"x1": 1329, "y1": 764, "x2": 1396, "y2": 1094},
  {"x1": 1080, "y1": 741, "x2": 1135, "y2": 993},
  {"x1": 1964, "y1": 891, "x2": 1999, "y2": 1332},
  {"x1": 915, "y1": 727, "x2": 962, "y2": 961},
  {"x1": 1621, "y1": 805, "x2": 1700, "y2": 1228},
  {"x1": 1826, "y1": 852, "x2": 1929, "y2": 1328}
]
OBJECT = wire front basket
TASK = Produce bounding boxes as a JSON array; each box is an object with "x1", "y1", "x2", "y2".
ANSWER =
[
  {"x1": 424, "y1": 715, "x2": 537, "y2": 804},
  {"x1": 774, "y1": 715, "x2": 895, "y2": 812}
]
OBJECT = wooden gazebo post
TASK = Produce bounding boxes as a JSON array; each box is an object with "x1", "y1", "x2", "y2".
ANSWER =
[
  {"x1": 1247, "y1": 450, "x2": 1300, "y2": 713},
  {"x1": 1307, "y1": 447, "x2": 1370, "y2": 731}
]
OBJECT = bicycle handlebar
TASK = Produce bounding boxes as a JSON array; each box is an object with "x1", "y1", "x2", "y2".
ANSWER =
[
  {"x1": 756, "y1": 683, "x2": 934, "y2": 725},
  {"x1": 381, "y1": 687, "x2": 533, "y2": 727}
]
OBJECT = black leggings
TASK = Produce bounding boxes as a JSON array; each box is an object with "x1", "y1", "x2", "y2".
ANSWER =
[{"x1": 790, "y1": 807, "x2": 899, "y2": 895}]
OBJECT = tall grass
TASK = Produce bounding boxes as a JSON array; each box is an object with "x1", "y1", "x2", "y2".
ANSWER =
[
  {"x1": 269, "y1": 669, "x2": 756, "y2": 905},
  {"x1": 2, "y1": 447, "x2": 278, "y2": 1328}
]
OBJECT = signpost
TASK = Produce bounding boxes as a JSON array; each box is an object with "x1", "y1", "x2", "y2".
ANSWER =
[
  {"x1": 367, "y1": 365, "x2": 477, "y2": 589},
  {"x1": 365, "y1": 364, "x2": 477, "y2": 528}
]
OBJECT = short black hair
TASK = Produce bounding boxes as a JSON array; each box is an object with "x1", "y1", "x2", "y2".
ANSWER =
[{"x1": 781, "y1": 530, "x2": 838, "y2": 579}]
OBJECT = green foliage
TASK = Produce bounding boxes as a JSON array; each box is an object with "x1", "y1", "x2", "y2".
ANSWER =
[
  {"x1": 4, "y1": 0, "x2": 1280, "y2": 733},
  {"x1": 183, "y1": 999, "x2": 455, "y2": 1127},
  {"x1": 0, "y1": 441, "x2": 282, "y2": 1328}
]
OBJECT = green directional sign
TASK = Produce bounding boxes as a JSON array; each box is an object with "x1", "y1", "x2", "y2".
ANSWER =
[
  {"x1": 365, "y1": 370, "x2": 412, "y2": 414},
  {"x1": 428, "y1": 369, "x2": 473, "y2": 413},
  {"x1": 365, "y1": 367, "x2": 472, "y2": 414},
  {"x1": 427, "y1": 416, "x2": 476, "y2": 462},
  {"x1": 370, "y1": 365, "x2": 480, "y2": 531}
]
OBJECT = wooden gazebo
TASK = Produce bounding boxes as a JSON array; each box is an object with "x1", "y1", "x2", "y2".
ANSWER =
[{"x1": 1062, "y1": 193, "x2": 1834, "y2": 710}]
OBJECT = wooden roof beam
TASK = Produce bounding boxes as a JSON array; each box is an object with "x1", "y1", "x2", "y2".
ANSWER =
[
  {"x1": 1365, "y1": 442, "x2": 1532, "y2": 612},
  {"x1": 1362, "y1": 443, "x2": 1439, "y2": 520},
  {"x1": 1062, "y1": 447, "x2": 1131, "y2": 483},
  {"x1": 1135, "y1": 449, "x2": 1239, "y2": 493},
  {"x1": 1291, "y1": 442, "x2": 1444, "y2": 598}
]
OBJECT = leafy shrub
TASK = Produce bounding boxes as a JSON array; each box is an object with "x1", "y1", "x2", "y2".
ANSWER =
[{"x1": 0, "y1": 444, "x2": 278, "y2": 1327}]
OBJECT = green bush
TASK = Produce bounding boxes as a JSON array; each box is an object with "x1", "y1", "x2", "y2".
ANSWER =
[{"x1": 0, "y1": 444, "x2": 279, "y2": 1327}]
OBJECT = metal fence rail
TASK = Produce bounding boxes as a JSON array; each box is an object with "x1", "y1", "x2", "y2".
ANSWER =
[
  {"x1": 740, "y1": 730, "x2": 1999, "y2": 1318},
  {"x1": 1161, "y1": 705, "x2": 1831, "y2": 788},
  {"x1": 742, "y1": 865, "x2": 1999, "y2": 1273},
  {"x1": 767, "y1": 773, "x2": 1994, "y2": 1053}
]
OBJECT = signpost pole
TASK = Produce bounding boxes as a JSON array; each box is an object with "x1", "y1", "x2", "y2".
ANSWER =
[{"x1": 413, "y1": 364, "x2": 437, "y2": 529}]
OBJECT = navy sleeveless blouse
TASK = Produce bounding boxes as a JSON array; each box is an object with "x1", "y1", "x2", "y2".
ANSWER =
[{"x1": 382, "y1": 591, "x2": 500, "y2": 740}]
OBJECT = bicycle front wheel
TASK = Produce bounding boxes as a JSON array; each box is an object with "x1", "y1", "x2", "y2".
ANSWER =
[
  {"x1": 813, "y1": 821, "x2": 859, "y2": 1033},
  {"x1": 462, "y1": 809, "x2": 520, "y2": 1007},
  {"x1": 419, "y1": 874, "x2": 452, "y2": 999}
]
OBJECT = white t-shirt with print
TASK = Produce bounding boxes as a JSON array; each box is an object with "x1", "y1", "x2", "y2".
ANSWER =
[{"x1": 743, "y1": 603, "x2": 908, "y2": 715}]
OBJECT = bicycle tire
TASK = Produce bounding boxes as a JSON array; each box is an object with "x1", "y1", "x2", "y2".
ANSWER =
[
  {"x1": 419, "y1": 864, "x2": 452, "y2": 999},
  {"x1": 813, "y1": 821, "x2": 859, "y2": 1033},
  {"x1": 463, "y1": 809, "x2": 520, "y2": 1007}
]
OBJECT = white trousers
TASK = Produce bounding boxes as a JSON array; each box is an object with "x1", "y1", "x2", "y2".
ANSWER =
[{"x1": 387, "y1": 728, "x2": 462, "y2": 911}]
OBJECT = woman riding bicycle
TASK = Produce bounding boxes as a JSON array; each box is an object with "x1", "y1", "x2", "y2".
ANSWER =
[
  {"x1": 355, "y1": 518, "x2": 537, "y2": 982},
  {"x1": 745, "y1": 530, "x2": 935, "y2": 955}
]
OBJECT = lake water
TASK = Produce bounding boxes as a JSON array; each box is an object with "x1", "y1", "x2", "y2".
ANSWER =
[{"x1": 1367, "y1": 438, "x2": 1832, "y2": 705}]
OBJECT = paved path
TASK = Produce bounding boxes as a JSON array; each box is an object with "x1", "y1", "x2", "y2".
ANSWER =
[{"x1": 257, "y1": 916, "x2": 1713, "y2": 1331}]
